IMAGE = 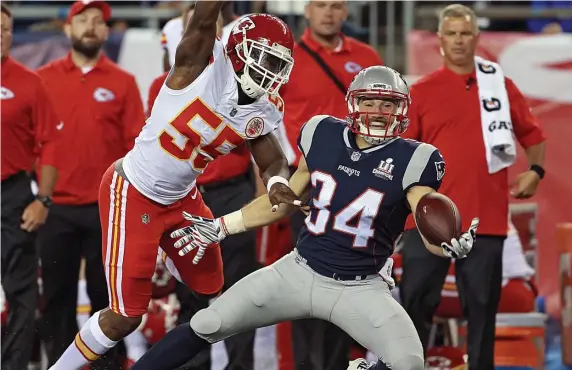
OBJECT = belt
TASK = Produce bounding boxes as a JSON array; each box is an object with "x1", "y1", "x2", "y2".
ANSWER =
[
  {"x1": 294, "y1": 250, "x2": 378, "y2": 282},
  {"x1": 197, "y1": 173, "x2": 249, "y2": 194},
  {"x1": 1, "y1": 171, "x2": 30, "y2": 187}
]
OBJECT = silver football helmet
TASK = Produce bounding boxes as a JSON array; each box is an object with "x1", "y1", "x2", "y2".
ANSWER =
[{"x1": 346, "y1": 66, "x2": 411, "y2": 144}]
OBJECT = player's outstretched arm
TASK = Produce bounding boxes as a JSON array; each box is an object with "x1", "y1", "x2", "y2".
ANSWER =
[
  {"x1": 247, "y1": 132, "x2": 302, "y2": 211},
  {"x1": 166, "y1": 0, "x2": 223, "y2": 90},
  {"x1": 406, "y1": 186, "x2": 478, "y2": 259},
  {"x1": 241, "y1": 156, "x2": 311, "y2": 229},
  {"x1": 171, "y1": 157, "x2": 311, "y2": 261}
]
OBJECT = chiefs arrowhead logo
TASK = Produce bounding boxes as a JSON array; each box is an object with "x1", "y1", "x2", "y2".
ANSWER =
[
  {"x1": 1, "y1": 87, "x2": 15, "y2": 100},
  {"x1": 245, "y1": 117, "x2": 264, "y2": 139},
  {"x1": 93, "y1": 87, "x2": 115, "y2": 102}
]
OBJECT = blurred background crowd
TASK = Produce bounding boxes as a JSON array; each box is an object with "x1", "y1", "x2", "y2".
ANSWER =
[{"x1": 1, "y1": 1, "x2": 571, "y2": 370}]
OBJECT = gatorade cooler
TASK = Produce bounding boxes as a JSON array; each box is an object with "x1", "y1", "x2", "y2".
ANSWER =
[{"x1": 458, "y1": 312, "x2": 547, "y2": 369}]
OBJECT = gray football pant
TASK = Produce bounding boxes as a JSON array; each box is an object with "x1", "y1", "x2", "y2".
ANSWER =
[{"x1": 190, "y1": 251, "x2": 424, "y2": 370}]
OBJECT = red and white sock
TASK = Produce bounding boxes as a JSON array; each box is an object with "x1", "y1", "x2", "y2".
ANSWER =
[
  {"x1": 124, "y1": 329, "x2": 147, "y2": 362},
  {"x1": 76, "y1": 279, "x2": 91, "y2": 328},
  {"x1": 48, "y1": 310, "x2": 117, "y2": 370}
]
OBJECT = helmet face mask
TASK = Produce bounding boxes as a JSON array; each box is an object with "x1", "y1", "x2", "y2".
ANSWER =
[
  {"x1": 347, "y1": 89, "x2": 409, "y2": 144},
  {"x1": 226, "y1": 14, "x2": 294, "y2": 99},
  {"x1": 345, "y1": 67, "x2": 411, "y2": 144},
  {"x1": 236, "y1": 36, "x2": 293, "y2": 97}
]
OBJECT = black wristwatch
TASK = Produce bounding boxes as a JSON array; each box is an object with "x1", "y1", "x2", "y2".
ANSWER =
[
  {"x1": 36, "y1": 195, "x2": 53, "y2": 208},
  {"x1": 530, "y1": 164, "x2": 545, "y2": 180}
]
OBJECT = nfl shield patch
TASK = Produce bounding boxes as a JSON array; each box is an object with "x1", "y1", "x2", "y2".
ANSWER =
[
  {"x1": 350, "y1": 151, "x2": 361, "y2": 161},
  {"x1": 141, "y1": 214, "x2": 150, "y2": 225}
]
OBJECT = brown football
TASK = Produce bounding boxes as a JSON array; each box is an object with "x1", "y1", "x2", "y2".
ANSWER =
[{"x1": 415, "y1": 192, "x2": 462, "y2": 246}]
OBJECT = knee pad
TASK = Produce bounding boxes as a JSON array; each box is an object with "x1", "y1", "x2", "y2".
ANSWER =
[
  {"x1": 391, "y1": 354, "x2": 425, "y2": 370},
  {"x1": 190, "y1": 308, "x2": 221, "y2": 342}
]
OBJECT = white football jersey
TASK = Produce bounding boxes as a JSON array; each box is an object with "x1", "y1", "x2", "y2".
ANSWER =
[
  {"x1": 161, "y1": 17, "x2": 184, "y2": 69},
  {"x1": 123, "y1": 40, "x2": 283, "y2": 205}
]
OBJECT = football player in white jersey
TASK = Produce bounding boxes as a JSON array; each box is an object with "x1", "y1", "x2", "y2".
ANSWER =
[{"x1": 48, "y1": 2, "x2": 300, "y2": 369}]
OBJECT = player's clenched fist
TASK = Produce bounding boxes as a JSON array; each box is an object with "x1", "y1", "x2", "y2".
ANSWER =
[
  {"x1": 171, "y1": 213, "x2": 227, "y2": 264},
  {"x1": 266, "y1": 176, "x2": 302, "y2": 212}
]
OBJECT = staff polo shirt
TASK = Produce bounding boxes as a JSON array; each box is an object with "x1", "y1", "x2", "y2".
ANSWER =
[
  {"x1": 37, "y1": 54, "x2": 145, "y2": 205},
  {"x1": 282, "y1": 29, "x2": 383, "y2": 167},
  {"x1": 1, "y1": 57, "x2": 60, "y2": 180},
  {"x1": 403, "y1": 66, "x2": 546, "y2": 236}
]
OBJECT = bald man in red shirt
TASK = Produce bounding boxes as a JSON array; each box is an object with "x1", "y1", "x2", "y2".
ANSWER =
[
  {"x1": 280, "y1": 2, "x2": 383, "y2": 369},
  {"x1": 399, "y1": 5, "x2": 546, "y2": 370}
]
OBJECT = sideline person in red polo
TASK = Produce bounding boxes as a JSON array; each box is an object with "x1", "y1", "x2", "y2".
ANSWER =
[
  {"x1": 280, "y1": 1, "x2": 383, "y2": 369},
  {"x1": 399, "y1": 4, "x2": 546, "y2": 370},
  {"x1": 1, "y1": 4, "x2": 60, "y2": 369},
  {"x1": 36, "y1": 1, "x2": 145, "y2": 369}
]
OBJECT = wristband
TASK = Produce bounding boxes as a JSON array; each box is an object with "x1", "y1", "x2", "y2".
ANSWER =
[
  {"x1": 266, "y1": 176, "x2": 289, "y2": 193},
  {"x1": 530, "y1": 164, "x2": 545, "y2": 180},
  {"x1": 36, "y1": 195, "x2": 52, "y2": 208},
  {"x1": 220, "y1": 210, "x2": 246, "y2": 236}
]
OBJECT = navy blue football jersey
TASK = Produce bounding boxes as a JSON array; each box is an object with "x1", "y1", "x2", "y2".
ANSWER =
[{"x1": 296, "y1": 115, "x2": 445, "y2": 276}]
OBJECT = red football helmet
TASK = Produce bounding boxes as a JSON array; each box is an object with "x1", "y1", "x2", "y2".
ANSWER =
[{"x1": 226, "y1": 14, "x2": 294, "y2": 98}]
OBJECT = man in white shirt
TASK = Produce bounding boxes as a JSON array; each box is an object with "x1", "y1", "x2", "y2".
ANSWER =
[{"x1": 160, "y1": 3, "x2": 224, "y2": 72}]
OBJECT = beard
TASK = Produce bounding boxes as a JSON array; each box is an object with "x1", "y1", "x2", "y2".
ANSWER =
[{"x1": 71, "y1": 36, "x2": 103, "y2": 59}]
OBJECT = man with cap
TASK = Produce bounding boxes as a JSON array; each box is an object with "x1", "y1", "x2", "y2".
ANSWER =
[{"x1": 36, "y1": 1, "x2": 145, "y2": 368}]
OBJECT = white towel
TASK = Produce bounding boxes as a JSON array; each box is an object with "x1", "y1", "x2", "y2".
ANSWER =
[
  {"x1": 502, "y1": 218, "x2": 535, "y2": 286},
  {"x1": 475, "y1": 56, "x2": 517, "y2": 174}
]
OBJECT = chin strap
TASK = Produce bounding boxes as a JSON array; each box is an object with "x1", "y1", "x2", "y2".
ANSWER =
[
  {"x1": 358, "y1": 124, "x2": 391, "y2": 144},
  {"x1": 236, "y1": 67, "x2": 265, "y2": 99}
]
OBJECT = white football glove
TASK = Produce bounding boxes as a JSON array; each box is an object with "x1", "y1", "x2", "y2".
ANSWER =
[
  {"x1": 441, "y1": 217, "x2": 479, "y2": 259},
  {"x1": 170, "y1": 212, "x2": 228, "y2": 264}
]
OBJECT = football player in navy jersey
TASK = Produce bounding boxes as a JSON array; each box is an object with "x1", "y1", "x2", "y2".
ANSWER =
[{"x1": 132, "y1": 66, "x2": 479, "y2": 370}]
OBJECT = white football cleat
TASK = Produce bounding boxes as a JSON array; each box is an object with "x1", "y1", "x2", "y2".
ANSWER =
[{"x1": 347, "y1": 358, "x2": 371, "y2": 370}]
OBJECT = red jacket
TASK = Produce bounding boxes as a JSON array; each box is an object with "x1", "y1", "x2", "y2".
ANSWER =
[
  {"x1": 147, "y1": 72, "x2": 251, "y2": 185},
  {"x1": 281, "y1": 29, "x2": 383, "y2": 167},
  {"x1": 403, "y1": 67, "x2": 546, "y2": 236},
  {"x1": 1, "y1": 57, "x2": 60, "y2": 180},
  {"x1": 37, "y1": 54, "x2": 145, "y2": 205}
]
